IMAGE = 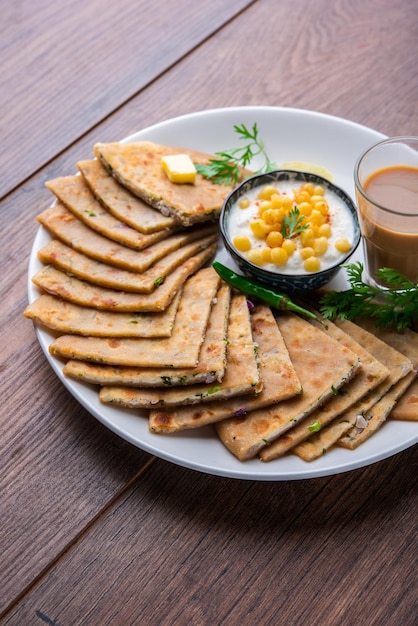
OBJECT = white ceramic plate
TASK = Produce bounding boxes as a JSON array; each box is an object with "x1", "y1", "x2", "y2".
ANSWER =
[{"x1": 28, "y1": 106, "x2": 418, "y2": 480}]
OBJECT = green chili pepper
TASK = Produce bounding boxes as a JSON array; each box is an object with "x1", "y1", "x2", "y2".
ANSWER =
[{"x1": 212, "y1": 261, "x2": 320, "y2": 322}]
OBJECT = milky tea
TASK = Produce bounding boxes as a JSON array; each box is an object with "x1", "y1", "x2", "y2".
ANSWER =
[{"x1": 355, "y1": 138, "x2": 418, "y2": 288}]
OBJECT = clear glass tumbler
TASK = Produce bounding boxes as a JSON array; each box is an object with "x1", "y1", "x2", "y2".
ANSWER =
[{"x1": 354, "y1": 136, "x2": 418, "y2": 288}]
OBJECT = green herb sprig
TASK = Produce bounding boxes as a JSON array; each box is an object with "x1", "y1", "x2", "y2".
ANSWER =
[
  {"x1": 281, "y1": 206, "x2": 308, "y2": 239},
  {"x1": 195, "y1": 123, "x2": 277, "y2": 185},
  {"x1": 319, "y1": 262, "x2": 418, "y2": 331}
]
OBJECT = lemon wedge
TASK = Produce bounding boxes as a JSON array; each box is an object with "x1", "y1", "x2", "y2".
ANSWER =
[{"x1": 280, "y1": 161, "x2": 334, "y2": 182}]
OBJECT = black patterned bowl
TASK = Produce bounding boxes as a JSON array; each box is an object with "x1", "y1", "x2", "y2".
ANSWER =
[{"x1": 219, "y1": 170, "x2": 361, "y2": 294}]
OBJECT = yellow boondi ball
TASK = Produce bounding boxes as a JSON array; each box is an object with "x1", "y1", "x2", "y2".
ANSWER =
[
  {"x1": 233, "y1": 235, "x2": 251, "y2": 252},
  {"x1": 258, "y1": 185, "x2": 278, "y2": 200},
  {"x1": 247, "y1": 248, "x2": 264, "y2": 266},
  {"x1": 304, "y1": 256, "x2": 321, "y2": 272},
  {"x1": 335, "y1": 238, "x2": 352, "y2": 253},
  {"x1": 250, "y1": 219, "x2": 270, "y2": 238},
  {"x1": 266, "y1": 231, "x2": 283, "y2": 248},
  {"x1": 313, "y1": 236, "x2": 329, "y2": 256},
  {"x1": 271, "y1": 247, "x2": 288, "y2": 266},
  {"x1": 300, "y1": 246, "x2": 315, "y2": 260},
  {"x1": 261, "y1": 247, "x2": 273, "y2": 263},
  {"x1": 317, "y1": 223, "x2": 332, "y2": 238},
  {"x1": 282, "y1": 239, "x2": 296, "y2": 255}
]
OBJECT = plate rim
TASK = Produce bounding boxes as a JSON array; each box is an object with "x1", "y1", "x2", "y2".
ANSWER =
[{"x1": 28, "y1": 105, "x2": 418, "y2": 481}]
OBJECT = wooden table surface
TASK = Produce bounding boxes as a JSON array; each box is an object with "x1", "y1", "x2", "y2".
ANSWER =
[{"x1": 1, "y1": 0, "x2": 417, "y2": 624}]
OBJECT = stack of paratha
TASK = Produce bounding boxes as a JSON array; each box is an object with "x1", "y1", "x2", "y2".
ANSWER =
[
  {"x1": 24, "y1": 140, "x2": 417, "y2": 464},
  {"x1": 26, "y1": 141, "x2": 239, "y2": 331}
]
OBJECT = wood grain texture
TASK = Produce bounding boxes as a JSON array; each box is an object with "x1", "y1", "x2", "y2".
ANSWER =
[
  {"x1": 0, "y1": 0, "x2": 255, "y2": 198},
  {"x1": 2, "y1": 449, "x2": 417, "y2": 625},
  {"x1": 1, "y1": 0, "x2": 417, "y2": 622}
]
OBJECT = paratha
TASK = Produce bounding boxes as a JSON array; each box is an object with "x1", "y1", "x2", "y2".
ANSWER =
[
  {"x1": 77, "y1": 158, "x2": 177, "y2": 233},
  {"x1": 259, "y1": 317, "x2": 390, "y2": 462},
  {"x1": 37, "y1": 203, "x2": 217, "y2": 272},
  {"x1": 49, "y1": 267, "x2": 221, "y2": 368},
  {"x1": 353, "y1": 319, "x2": 418, "y2": 421},
  {"x1": 149, "y1": 305, "x2": 302, "y2": 434},
  {"x1": 292, "y1": 319, "x2": 415, "y2": 460},
  {"x1": 217, "y1": 313, "x2": 360, "y2": 462},
  {"x1": 46, "y1": 175, "x2": 173, "y2": 249},
  {"x1": 93, "y1": 141, "x2": 246, "y2": 226},
  {"x1": 37, "y1": 235, "x2": 217, "y2": 293},
  {"x1": 32, "y1": 244, "x2": 216, "y2": 312},
  {"x1": 23, "y1": 292, "x2": 181, "y2": 338},
  {"x1": 62, "y1": 285, "x2": 232, "y2": 387},
  {"x1": 337, "y1": 372, "x2": 416, "y2": 449},
  {"x1": 99, "y1": 292, "x2": 260, "y2": 408},
  {"x1": 295, "y1": 371, "x2": 416, "y2": 461}
]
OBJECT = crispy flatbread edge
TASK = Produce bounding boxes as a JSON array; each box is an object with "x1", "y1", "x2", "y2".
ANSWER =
[
  {"x1": 238, "y1": 358, "x2": 361, "y2": 462},
  {"x1": 338, "y1": 371, "x2": 417, "y2": 450},
  {"x1": 94, "y1": 142, "x2": 252, "y2": 227}
]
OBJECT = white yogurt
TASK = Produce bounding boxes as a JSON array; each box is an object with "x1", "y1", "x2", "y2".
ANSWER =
[{"x1": 227, "y1": 181, "x2": 355, "y2": 275}]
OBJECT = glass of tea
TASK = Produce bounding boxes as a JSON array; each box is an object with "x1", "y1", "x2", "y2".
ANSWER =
[{"x1": 354, "y1": 136, "x2": 418, "y2": 288}]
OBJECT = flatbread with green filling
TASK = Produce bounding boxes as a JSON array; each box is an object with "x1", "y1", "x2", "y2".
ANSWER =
[
  {"x1": 353, "y1": 318, "x2": 418, "y2": 422},
  {"x1": 32, "y1": 244, "x2": 216, "y2": 312},
  {"x1": 295, "y1": 371, "x2": 416, "y2": 460},
  {"x1": 216, "y1": 313, "x2": 360, "y2": 461},
  {"x1": 46, "y1": 175, "x2": 173, "y2": 249},
  {"x1": 291, "y1": 319, "x2": 415, "y2": 460},
  {"x1": 99, "y1": 292, "x2": 260, "y2": 408},
  {"x1": 78, "y1": 158, "x2": 177, "y2": 233},
  {"x1": 49, "y1": 267, "x2": 220, "y2": 368},
  {"x1": 149, "y1": 305, "x2": 302, "y2": 434},
  {"x1": 62, "y1": 284, "x2": 231, "y2": 386},
  {"x1": 37, "y1": 203, "x2": 217, "y2": 272},
  {"x1": 23, "y1": 292, "x2": 181, "y2": 338},
  {"x1": 93, "y1": 141, "x2": 247, "y2": 226},
  {"x1": 259, "y1": 317, "x2": 390, "y2": 462},
  {"x1": 37, "y1": 235, "x2": 217, "y2": 293}
]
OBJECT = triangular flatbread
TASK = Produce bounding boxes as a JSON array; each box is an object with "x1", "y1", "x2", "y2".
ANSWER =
[
  {"x1": 62, "y1": 285, "x2": 232, "y2": 386},
  {"x1": 295, "y1": 371, "x2": 416, "y2": 460},
  {"x1": 99, "y1": 292, "x2": 260, "y2": 408},
  {"x1": 259, "y1": 317, "x2": 390, "y2": 462},
  {"x1": 32, "y1": 244, "x2": 216, "y2": 312},
  {"x1": 217, "y1": 313, "x2": 360, "y2": 461},
  {"x1": 37, "y1": 203, "x2": 217, "y2": 272},
  {"x1": 46, "y1": 175, "x2": 173, "y2": 249},
  {"x1": 149, "y1": 305, "x2": 302, "y2": 434},
  {"x1": 354, "y1": 319, "x2": 418, "y2": 421},
  {"x1": 49, "y1": 267, "x2": 220, "y2": 368},
  {"x1": 77, "y1": 158, "x2": 177, "y2": 233},
  {"x1": 292, "y1": 319, "x2": 415, "y2": 460},
  {"x1": 37, "y1": 235, "x2": 217, "y2": 293},
  {"x1": 93, "y1": 141, "x2": 246, "y2": 226},
  {"x1": 24, "y1": 292, "x2": 181, "y2": 338}
]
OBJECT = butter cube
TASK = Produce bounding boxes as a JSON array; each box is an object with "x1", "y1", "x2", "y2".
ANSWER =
[{"x1": 161, "y1": 154, "x2": 197, "y2": 184}]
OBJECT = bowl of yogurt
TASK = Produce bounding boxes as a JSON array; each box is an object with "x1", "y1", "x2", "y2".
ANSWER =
[{"x1": 220, "y1": 170, "x2": 361, "y2": 293}]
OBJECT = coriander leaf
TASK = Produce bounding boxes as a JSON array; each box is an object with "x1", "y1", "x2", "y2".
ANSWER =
[
  {"x1": 281, "y1": 206, "x2": 308, "y2": 239},
  {"x1": 319, "y1": 261, "x2": 418, "y2": 331},
  {"x1": 308, "y1": 421, "x2": 321, "y2": 433},
  {"x1": 195, "y1": 122, "x2": 277, "y2": 185}
]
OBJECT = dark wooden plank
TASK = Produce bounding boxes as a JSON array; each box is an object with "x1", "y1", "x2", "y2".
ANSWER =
[
  {"x1": 0, "y1": 0, "x2": 255, "y2": 197},
  {"x1": 0, "y1": 339, "x2": 155, "y2": 614},
  {"x1": 11, "y1": 0, "x2": 416, "y2": 189},
  {"x1": 0, "y1": 182, "x2": 158, "y2": 613},
  {"x1": 2, "y1": 448, "x2": 416, "y2": 625}
]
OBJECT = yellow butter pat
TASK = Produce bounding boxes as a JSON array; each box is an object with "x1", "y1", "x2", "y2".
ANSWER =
[{"x1": 161, "y1": 154, "x2": 197, "y2": 184}]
